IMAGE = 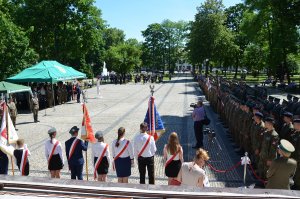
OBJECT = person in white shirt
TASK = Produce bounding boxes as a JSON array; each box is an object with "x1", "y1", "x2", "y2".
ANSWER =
[
  {"x1": 177, "y1": 148, "x2": 210, "y2": 187},
  {"x1": 163, "y1": 132, "x2": 183, "y2": 185},
  {"x1": 134, "y1": 122, "x2": 156, "y2": 184},
  {"x1": 45, "y1": 127, "x2": 64, "y2": 178},
  {"x1": 92, "y1": 131, "x2": 110, "y2": 182},
  {"x1": 111, "y1": 127, "x2": 134, "y2": 183}
]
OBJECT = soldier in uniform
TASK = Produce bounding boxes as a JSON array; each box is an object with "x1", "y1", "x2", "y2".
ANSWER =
[
  {"x1": 7, "y1": 97, "x2": 17, "y2": 127},
  {"x1": 291, "y1": 119, "x2": 300, "y2": 190},
  {"x1": 31, "y1": 94, "x2": 39, "y2": 123},
  {"x1": 47, "y1": 85, "x2": 53, "y2": 108},
  {"x1": 291, "y1": 96, "x2": 299, "y2": 115},
  {"x1": 280, "y1": 112, "x2": 294, "y2": 141},
  {"x1": 266, "y1": 139, "x2": 297, "y2": 189},
  {"x1": 250, "y1": 112, "x2": 265, "y2": 168},
  {"x1": 57, "y1": 84, "x2": 62, "y2": 105},
  {"x1": 258, "y1": 117, "x2": 279, "y2": 179}
]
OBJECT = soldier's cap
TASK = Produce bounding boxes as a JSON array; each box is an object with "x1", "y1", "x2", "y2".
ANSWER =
[
  {"x1": 278, "y1": 139, "x2": 295, "y2": 153},
  {"x1": 264, "y1": 117, "x2": 275, "y2": 124},
  {"x1": 274, "y1": 98, "x2": 280, "y2": 102},
  {"x1": 254, "y1": 112, "x2": 263, "y2": 118},
  {"x1": 48, "y1": 127, "x2": 56, "y2": 134},
  {"x1": 293, "y1": 96, "x2": 299, "y2": 101},
  {"x1": 293, "y1": 119, "x2": 300, "y2": 124},
  {"x1": 69, "y1": 126, "x2": 79, "y2": 134},
  {"x1": 283, "y1": 112, "x2": 293, "y2": 118},
  {"x1": 245, "y1": 101, "x2": 253, "y2": 108},
  {"x1": 287, "y1": 94, "x2": 292, "y2": 100},
  {"x1": 95, "y1": 131, "x2": 104, "y2": 139}
]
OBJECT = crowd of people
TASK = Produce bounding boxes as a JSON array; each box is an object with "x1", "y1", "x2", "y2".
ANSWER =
[
  {"x1": 0, "y1": 122, "x2": 210, "y2": 188},
  {"x1": 198, "y1": 74, "x2": 299, "y2": 190}
]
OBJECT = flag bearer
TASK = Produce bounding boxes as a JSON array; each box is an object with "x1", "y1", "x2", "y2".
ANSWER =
[{"x1": 14, "y1": 139, "x2": 30, "y2": 176}]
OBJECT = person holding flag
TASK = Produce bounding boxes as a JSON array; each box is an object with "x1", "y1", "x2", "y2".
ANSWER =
[
  {"x1": 45, "y1": 127, "x2": 64, "y2": 178},
  {"x1": 111, "y1": 127, "x2": 134, "y2": 183},
  {"x1": 134, "y1": 122, "x2": 156, "y2": 184},
  {"x1": 92, "y1": 131, "x2": 110, "y2": 182},
  {"x1": 163, "y1": 132, "x2": 183, "y2": 185},
  {"x1": 65, "y1": 126, "x2": 88, "y2": 180},
  {"x1": 14, "y1": 139, "x2": 30, "y2": 176}
]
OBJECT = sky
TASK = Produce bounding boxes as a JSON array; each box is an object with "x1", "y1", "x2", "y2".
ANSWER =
[{"x1": 95, "y1": 0, "x2": 242, "y2": 41}]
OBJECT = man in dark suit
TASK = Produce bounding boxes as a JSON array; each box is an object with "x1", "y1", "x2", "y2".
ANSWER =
[
  {"x1": 266, "y1": 139, "x2": 297, "y2": 190},
  {"x1": 65, "y1": 126, "x2": 88, "y2": 180}
]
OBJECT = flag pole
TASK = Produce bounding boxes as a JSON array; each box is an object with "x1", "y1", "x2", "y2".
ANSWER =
[
  {"x1": 5, "y1": 102, "x2": 15, "y2": 176},
  {"x1": 86, "y1": 150, "x2": 89, "y2": 181}
]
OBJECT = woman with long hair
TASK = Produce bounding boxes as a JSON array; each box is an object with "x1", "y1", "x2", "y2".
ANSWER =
[
  {"x1": 45, "y1": 128, "x2": 64, "y2": 178},
  {"x1": 92, "y1": 131, "x2": 110, "y2": 182},
  {"x1": 177, "y1": 148, "x2": 210, "y2": 187},
  {"x1": 111, "y1": 127, "x2": 134, "y2": 183},
  {"x1": 164, "y1": 132, "x2": 183, "y2": 185}
]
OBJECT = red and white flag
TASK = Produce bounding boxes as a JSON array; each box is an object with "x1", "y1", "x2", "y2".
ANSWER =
[
  {"x1": 0, "y1": 103, "x2": 18, "y2": 146},
  {"x1": 81, "y1": 103, "x2": 96, "y2": 143}
]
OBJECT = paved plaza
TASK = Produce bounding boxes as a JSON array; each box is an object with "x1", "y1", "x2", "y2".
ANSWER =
[{"x1": 9, "y1": 74, "x2": 247, "y2": 187}]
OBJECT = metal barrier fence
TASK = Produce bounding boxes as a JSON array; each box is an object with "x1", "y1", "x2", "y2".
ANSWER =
[{"x1": 1, "y1": 176, "x2": 300, "y2": 199}]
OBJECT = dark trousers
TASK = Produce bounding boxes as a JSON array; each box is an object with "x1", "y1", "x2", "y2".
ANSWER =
[
  {"x1": 138, "y1": 156, "x2": 154, "y2": 184},
  {"x1": 69, "y1": 164, "x2": 83, "y2": 180},
  {"x1": 194, "y1": 121, "x2": 204, "y2": 147},
  {"x1": 33, "y1": 109, "x2": 38, "y2": 122},
  {"x1": 77, "y1": 93, "x2": 81, "y2": 103}
]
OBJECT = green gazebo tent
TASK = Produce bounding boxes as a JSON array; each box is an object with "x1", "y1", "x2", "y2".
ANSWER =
[
  {"x1": 0, "y1": 81, "x2": 31, "y2": 94},
  {"x1": 6, "y1": 60, "x2": 86, "y2": 83},
  {"x1": 6, "y1": 60, "x2": 86, "y2": 110}
]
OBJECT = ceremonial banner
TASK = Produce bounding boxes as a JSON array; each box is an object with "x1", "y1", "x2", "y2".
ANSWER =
[
  {"x1": 0, "y1": 103, "x2": 18, "y2": 146},
  {"x1": 144, "y1": 96, "x2": 165, "y2": 141},
  {"x1": 81, "y1": 103, "x2": 96, "y2": 143}
]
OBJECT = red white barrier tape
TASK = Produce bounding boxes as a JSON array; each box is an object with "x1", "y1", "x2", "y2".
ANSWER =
[{"x1": 248, "y1": 163, "x2": 267, "y2": 184}]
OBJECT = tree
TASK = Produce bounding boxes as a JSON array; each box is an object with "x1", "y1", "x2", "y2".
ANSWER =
[
  {"x1": 14, "y1": 0, "x2": 106, "y2": 77},
  {"x1": 106, "y1": 39, "x2": 141, "y2": 79},
  {"x1": 225, "y1": 3, "x2": 249, "y2": 78},
  {"x1": 0, "y1": 0, "x2": 38, "y2": 80},
  {"x1": 187, "y1": 0, "x2": 225, "y2": 76}
]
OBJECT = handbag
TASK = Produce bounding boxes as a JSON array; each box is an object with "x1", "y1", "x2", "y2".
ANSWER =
[
  {"x1": 202, "y1": 116, "x2": 210, "y2": 125},
  {"x1": 170, "y1": 179, "x2": 181, "y2": 186},
  {"x1": 202, "y1": 108, "x2": 210, "y2": 125}
]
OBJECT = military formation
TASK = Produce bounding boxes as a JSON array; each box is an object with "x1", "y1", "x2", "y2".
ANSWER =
[{"x1": 199, "y1": 75, "x2": 300, "y2": 190}]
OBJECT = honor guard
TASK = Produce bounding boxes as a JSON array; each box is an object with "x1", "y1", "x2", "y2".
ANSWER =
[
  {"x1": 291, "y1": 119, "x2": 300, "y2": 190},
  {"x1": 266, "y1": 139, "x2": 297, "y2": 189},
  {"x1": 280, "y1": 112, "x2": 294, "y2": 141},
  {"x1": 7, "y1": 97, "x2": 17, "y2": 127},
  {"x1": 134, "y1": 122, "x2": 157, "y2": 185},
  {"x1": 14, "y1": 139, "x2": 30, "y2": 176},
  {"x1": 65, "y1": 126, "x2": 88, "y2": 180},
  {"x1": 92, "y1": 131, "x2": 110, "y2": 182},
  {"x1": 258, "y1": 117, "x2": 279, "y2": 179},
  {"x1": 45, "y1": 127, "x2": 64, "y2": 178}
]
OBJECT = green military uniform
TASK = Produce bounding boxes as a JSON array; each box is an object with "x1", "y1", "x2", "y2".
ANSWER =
[
  {"x1": 258, "y1": 128, "x2": 279, "y2": 179},
  {"x1": 7, "y1": 100, "x2": 17, "y2": 127},
  {"x1": 291, "y1": 130, "x2": 300, "y2": 190},
  {"x1": 266, "y1": 140, "x2": 297, "y2": 189},
  {"x1": 280, "y1": 122, "x2": 294, "y2": 141},
  {"x1": 250, "y1": 116, "x2": 265, "y2": 167},
  {"x1": 31, "y1": 96, "x2": 39, "y2": 122},
  {"x1": 47, "y1": 86, "x2": 53, "y2": 108}
]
